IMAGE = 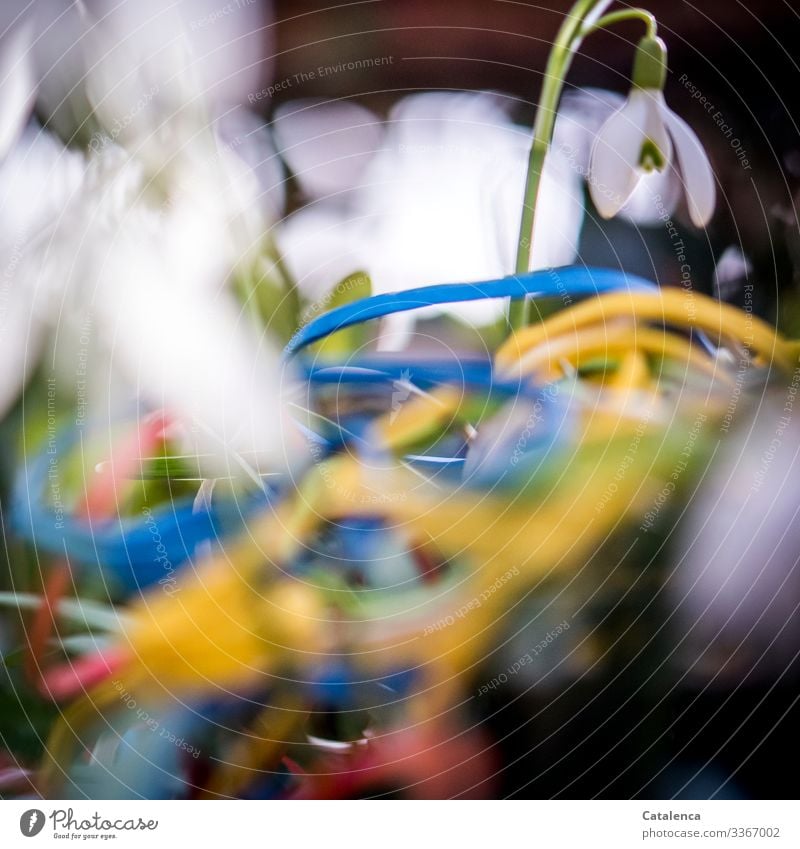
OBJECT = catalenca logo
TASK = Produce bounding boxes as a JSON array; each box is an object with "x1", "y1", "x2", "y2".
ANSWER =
[{"x1": 19, "y1": 810, "x2": 45, "y2": 837}]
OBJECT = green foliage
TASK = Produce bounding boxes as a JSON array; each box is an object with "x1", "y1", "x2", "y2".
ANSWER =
[
  {"x1": 235, "y1": 244, "x2": 301, "y2": 345},
  {"x1": 0, "y1": 661, "x2": 60, "y2": 766},
  {"x1": 306, "y1": 271, "x2": 372, "y2": 358}
]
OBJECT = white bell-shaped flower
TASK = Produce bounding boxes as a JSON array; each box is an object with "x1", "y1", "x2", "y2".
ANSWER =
[{"x1": 589, "y1": 37, "x2": 716, "y2": 227}]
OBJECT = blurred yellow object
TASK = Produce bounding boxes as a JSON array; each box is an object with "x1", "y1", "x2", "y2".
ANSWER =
[
  {"x1": 373, "y1": 385, "x2": 462, "y2": 449},
  {"x1": 318, "y1": 414, "x2": 697, "y2": 674},
  {"x1": 608, "y1": 350, "x2": 651, "y2": 392},
  {"x1": 200, "y1": 698, "x2": 307, "y2": 799},
  {"x1": 119, "y1": 492, "x2": 331, "y2": 698},
  {"x1": 74, "y1": 413, "x2": 685, "y2": 713},
  {"x1": 496, "y1": 288, "x2": 800, "y2": 373},
  {"x1": 512, "y1": 321, "x2": 724, "y2": 383},
  {"x1": 42, "y1": 284, "x2": 783, "y2": 796}
]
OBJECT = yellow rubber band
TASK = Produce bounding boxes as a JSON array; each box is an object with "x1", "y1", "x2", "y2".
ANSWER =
[
  {"x1": 511, "y1": 321, "x2": 725, "y2": 383},
  {"x1": 496, "y1": 289, "x2": 798, "y2": 373}
]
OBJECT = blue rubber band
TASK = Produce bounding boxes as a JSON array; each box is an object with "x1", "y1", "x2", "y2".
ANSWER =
[
  {"x1": 302, "y1": 357, "x2": 539, "y2": 397},
  {"x1": 10, "y1": 427, "x2": 273, "y2": 593},
  {"x1": 15, "y1": 267, "x2": 711, "y2": 589},
  {"x1": 285, "y1": 266, "x2": 657, "y2": 356}
]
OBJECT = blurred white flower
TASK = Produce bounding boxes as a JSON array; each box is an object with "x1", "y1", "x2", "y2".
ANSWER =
[
  {"x1": 88, "y1": 162, "x2": 297, "y2": 477},
  {"x1": 0, "y1": 1, "x2": 300, "y2": 474},
  {"x1": 277, "y1": 92, "x2": 585, "y2": 341},
  {"x1": 82, "y1": 0, "x2": 273, "y2": 170},
  {"x1": 674, "y1": 397, "x2": 800, "y2": 682},
  {"x1": 272, "y1": 98, "x2": 383, "y2": 201},
  {"x1": 0, "y1": 0, "x2": 275, "y2": 148},
  {"x1": 0, "y1": 1, "x2": 94, "y2": 149},
  {"x1": 589, "y1": 87, "x2": 716, "y2": 227},
  {"x1": 0, "y1": 127, "x2": 84, "y2": 414},
  {"x1": 0, "y1": 24, "x2": 36, "y2": 159},
  {"x1": 713, "y1": 246, "x2": 752, "y2": 301}
]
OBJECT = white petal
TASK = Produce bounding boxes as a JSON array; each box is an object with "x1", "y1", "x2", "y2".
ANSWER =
[
  {"x1": 0, "y1": 127, "x2": 85, "y2": 413},
  {"x1": 388, "y1": 90, "x2": 514, "y2": 130},
  {"x1": 276, "y1": 206, "x2": 369, "y2": 303},
  {"x1": 0, "y1": 281, "x2": 46, "y2": 416},
  {"x1": 0, "y1": 126, "x2": 85, "y2": 243},
  {"x1": 492, "y1": 145, "x2": 583, "y2": 274},
  {"x1": 588, "y1": 92, "x2": 650, "y2": 218},
  {"x1": 273, "y1": 99, "x2": 383, "y2": 200},
  {"x1": 714, "y1": 246, "x2": 752, "y2": 299},
  {"x1": 83, "y1": 18, "x2": 172, "y2": 153},
  {"x1": 553, "y1": 88, "x2": 626, "y2": 175},
  {"x1": 360, "y1": 93, "x2": 522, "y2": 300},
  {"x1": 376, "y1": 311, "x2": 418, "y2": 353},
  {"x1": 31, "y1": 3, "x2": 95, "y2": 142},
  {"x1": 84, "y1": 0, "x2": 273, "y2": 116},
  {"x1": 0, "y1": 26, "x2": 37, "y2": 159},
  {"x1": 279, "y1": 92, "x2": 583, "y2": 330},
  {"x1": 619, "y1": 168, "x2": 681, "y2": 226},
  {"x1": 662, "y1": 104, "x2": 716, "y2": 227},
  {"x1": 642, "y1": 90, "x2": 673, "y2": 168},
  {"x1": 95, "y1": 231, "x2": 303, "y2": 476},
  {"x1": 216, "y1": 108, "x2": 287, "y2": 225}
]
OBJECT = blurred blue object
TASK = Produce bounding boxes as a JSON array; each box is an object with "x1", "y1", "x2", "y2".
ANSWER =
[
  {"x1": 9, "y1": 426, "x2": 273, "y2": 594},
  {"x1": 285, "y1": 265, "x2": 657, "y2": 355},
  {"x1": 11, "y1": 267, "x2": 669, "y2": 593}
]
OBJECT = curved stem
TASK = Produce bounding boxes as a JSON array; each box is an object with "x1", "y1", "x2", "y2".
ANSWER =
[
  {"x1": 509, "y1": 0, "x2": 613, "y2": 331},
  {"x1": 584, "y1": 8, "x2": 657, "y2": 39}
]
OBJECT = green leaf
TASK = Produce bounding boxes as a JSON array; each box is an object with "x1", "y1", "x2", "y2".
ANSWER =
[
  {"x1": 235, "y1": 248, "x2": 301, "y2": 345},
  {"x1": 305, "y1": 271, "x2": 372, "y2": 358},
  {"x1": 255, "y1": 275, "x2": 301, "y2": 345}
]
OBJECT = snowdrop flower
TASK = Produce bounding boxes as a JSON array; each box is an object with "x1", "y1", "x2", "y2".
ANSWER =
[
  {"x1": 589, "y1": 37, "x2": 715, "y2": 227},
  {"x1": 0, "y1": 2, "x2": 300, "y2": 475},
  {"x1": 0, "y1": 127, "x2": 84, "y2": 413},
  {"x1": 0, "y1": 0, "x2": 97, "y2": 150},
  {"x1": 84, "y1": 153, "x2": 297, "y2": 478},
  {"x1": 272, "y1": 98, "x2": 383, "y2": 202},
  {"x1": 557, "y1": 88, "x2": 681, "y2": 226},
  {"x1": 277, "y1": 92, "x2": 585, "y2": 342},
  {"x1": 0, "y1": 25, "x2": 37, "y2": 160},
  {"x1": 82, "y1": 0, "x2": 273, "y2": 174},
  {"x1": 0, "y1": 0, "x2": 275, "y2": 150}
]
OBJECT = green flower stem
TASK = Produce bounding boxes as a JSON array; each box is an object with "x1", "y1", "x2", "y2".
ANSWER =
[
  {"x1": 583, "y1": 8, "x2": 657, "y2": 39},
  {"x1": 509, "y1": 0, "x2": 612, "y2": 331}
]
